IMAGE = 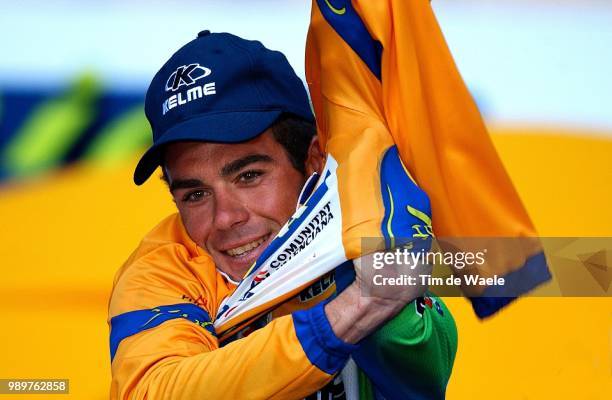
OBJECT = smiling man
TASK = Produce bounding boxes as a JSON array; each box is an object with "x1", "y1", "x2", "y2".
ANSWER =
[
  {"x1": 108, "y1": 31, "x2": 456, "y2": 400},
  {"x1": 162, "y1": 125, "x2": 321, "y2": 282}
]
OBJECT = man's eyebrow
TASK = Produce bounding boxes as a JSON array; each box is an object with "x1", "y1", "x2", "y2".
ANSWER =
[
  {"x1": 169, "y1": 178, "x2": 205, "y2": 193},
  {"x1": 220, "y1": 154, "x2": 273, "y2": 177}
]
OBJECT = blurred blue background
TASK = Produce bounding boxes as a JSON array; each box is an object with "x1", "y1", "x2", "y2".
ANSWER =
[{"x1": 1, "y1": 0, "x2": 611, "y2": 181}]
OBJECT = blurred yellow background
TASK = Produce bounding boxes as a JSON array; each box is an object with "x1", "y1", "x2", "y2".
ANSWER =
[{"x1": 0, "y1": 129, "x2": 609, "y2": 399}]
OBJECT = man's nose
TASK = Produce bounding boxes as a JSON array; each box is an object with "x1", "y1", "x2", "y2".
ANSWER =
[{"x1": 212, "y1": 188, "x2": 250, "y2": 230}]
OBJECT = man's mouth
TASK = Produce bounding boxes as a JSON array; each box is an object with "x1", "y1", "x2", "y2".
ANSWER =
[{"x1": 224, "y1": 235, "x2": 270, "y2": 258}]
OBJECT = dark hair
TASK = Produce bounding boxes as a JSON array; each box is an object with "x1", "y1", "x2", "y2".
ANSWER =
[
  {"x1": 160, "y1": 114, "x2": 316, "y2": 183},
  {"x1": 269, "y1": 114, "x2": 316, "y2": 175}
]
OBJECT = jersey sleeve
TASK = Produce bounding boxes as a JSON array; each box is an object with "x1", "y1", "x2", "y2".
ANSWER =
[
  {"x1": 108, "y1": 221, "x2": 356, "y2": 399},
  {"x1": 110, "y1": 304, "x2": 354, "y2": 399}
]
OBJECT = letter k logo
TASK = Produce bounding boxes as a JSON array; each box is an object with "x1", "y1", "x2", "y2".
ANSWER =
[
  {"x1": 171, "y1": 64, "x2": 197, "y2": 90},
  {"x1": 165, "y1": 63, "x2": 212, "y2": 92}
]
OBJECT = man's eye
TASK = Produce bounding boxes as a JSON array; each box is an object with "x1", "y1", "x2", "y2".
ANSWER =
[
  {"x1": 182, "y1": 190, "x2": 207, "y2": 203},
  {"x1": 237, "y1": 170, "x2": 263, "y2": 184}
]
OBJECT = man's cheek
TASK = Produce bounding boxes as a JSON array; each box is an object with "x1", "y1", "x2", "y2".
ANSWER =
[
  {"x1": 261, "y1": 181, "x2": 299, "y2": 211},
  {"x1": 180, "y1": 209, "x2": 210, "y2": 248}
]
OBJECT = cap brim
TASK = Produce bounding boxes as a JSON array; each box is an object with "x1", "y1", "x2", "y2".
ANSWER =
[{"x1": 134, "y1": 109, "x2": 282, "y2": 185}]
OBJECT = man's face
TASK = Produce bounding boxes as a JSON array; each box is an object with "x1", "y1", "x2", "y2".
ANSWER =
[{"x1": 164, "y1": 129, "x2": 321, "y2": 281}]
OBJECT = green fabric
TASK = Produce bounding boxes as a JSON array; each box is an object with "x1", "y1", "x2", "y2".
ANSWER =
[
  {"x1": 358, "y1": 367, "x2": 376, "y2": 400},
  {"x1": 357, "y1": 293, "x2": 458, "y2": 399}
]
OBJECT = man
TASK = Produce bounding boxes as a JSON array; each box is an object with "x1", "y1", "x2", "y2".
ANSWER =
[{"x1": 108, "y1": 31, "x2": 456, "y2": 399}]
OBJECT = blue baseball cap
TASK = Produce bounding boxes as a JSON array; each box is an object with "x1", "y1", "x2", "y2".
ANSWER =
[{"x1": 134, "y1": 30, "x2": 314, "y2": 185}]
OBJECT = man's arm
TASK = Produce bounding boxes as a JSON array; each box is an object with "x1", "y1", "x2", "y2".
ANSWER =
[
  {"x1": 111, "y1": 309, "x2": 342, "y2": 399},
  {"x1": 326, "y1": 276, "x2": 419, "y2": 344},
  {"x1": 325, "y1": 249, "x2": 458, "y2": 399},
  {"x1": 109, "y1": 214, "x2": 426, "y2": 399},
  {"x1": 110, "y1": 278, "x2": 418, "y2": 400}
]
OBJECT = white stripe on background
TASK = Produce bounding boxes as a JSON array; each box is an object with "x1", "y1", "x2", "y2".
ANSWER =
[{"x1": 0, "y1": 0, "x2": 611, "y2": 132}]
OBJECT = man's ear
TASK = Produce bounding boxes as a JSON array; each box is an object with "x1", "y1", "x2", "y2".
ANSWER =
[{"x1": 305, "y1": 136, "x2": 325, "y2": 176}]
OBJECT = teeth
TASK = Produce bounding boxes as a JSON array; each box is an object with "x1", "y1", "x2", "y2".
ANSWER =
[{"x1": 226, "y1": 237, "x2": 267, "y2": 257}]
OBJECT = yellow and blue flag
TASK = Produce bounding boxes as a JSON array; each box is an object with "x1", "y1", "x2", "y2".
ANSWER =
[{"x1": 306, "y1": 0, "x2": 551, "y2": 318}]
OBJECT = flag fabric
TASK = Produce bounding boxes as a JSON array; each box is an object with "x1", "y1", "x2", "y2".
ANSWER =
[
  {"x1": 217, "y1": 0, "x2": 553, "y2": 337},
  {"x1": 306, "y1": 0, "x2": 551, "y2": 317}
]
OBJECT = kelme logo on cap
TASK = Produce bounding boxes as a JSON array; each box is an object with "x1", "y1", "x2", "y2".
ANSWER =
[
  {"x1": 162, "y1": 63, "x2": 216, "y2": 115},
  {"x1": 165, "y1": 63, "x2": 212, "y2": 92}
]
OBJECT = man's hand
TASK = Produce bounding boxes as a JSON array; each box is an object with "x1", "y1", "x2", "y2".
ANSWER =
[{"x1": 325, "y1": 252, "x2": 430, "y2": 344}]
